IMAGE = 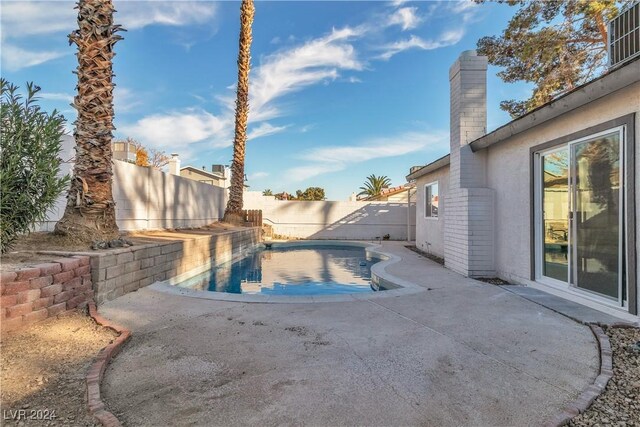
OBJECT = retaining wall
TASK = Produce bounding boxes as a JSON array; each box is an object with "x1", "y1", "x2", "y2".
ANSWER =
[{"x1": 1, "y1": 256, "x2": 93, "y2": 333}]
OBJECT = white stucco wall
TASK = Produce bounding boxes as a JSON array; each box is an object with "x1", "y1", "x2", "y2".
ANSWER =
[
  {"x1": 244, "y1": 193, "x2": 416, "y2": 241},
  {"x1": 414, "y1": 166, "x2": 450, "y2": 257},
  {"x1": 484, "y1": 81, "x2": 640, "y2": 310}
]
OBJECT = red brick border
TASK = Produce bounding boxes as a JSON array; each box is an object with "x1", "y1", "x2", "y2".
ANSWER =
[
  {"x1": 543, "y1": 324, "x2": 614, "y2": 427},
  {"x1": 87, "y1": 302, "x2": 131, "y2": 427}
]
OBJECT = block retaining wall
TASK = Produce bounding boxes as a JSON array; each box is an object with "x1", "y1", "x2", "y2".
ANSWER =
[
  {"x1": 1, "y1": 256, "x2": 93, "y2": 333},
  {"x1": 42, "y1": 228, "x2": 261, "y2": 305}
]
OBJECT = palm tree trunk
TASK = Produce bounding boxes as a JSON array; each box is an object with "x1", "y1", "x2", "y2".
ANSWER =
[
  {"x1": 55, "y1": 0, "x2": 123, "y2": 239},
  {"x1": 224, "y1": 0, "x2": 255, "y2": 223}
]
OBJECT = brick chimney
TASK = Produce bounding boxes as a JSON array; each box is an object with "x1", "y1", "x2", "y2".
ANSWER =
[{"x1": 444, "y1": 50, "x2": 495, "y2": 277}]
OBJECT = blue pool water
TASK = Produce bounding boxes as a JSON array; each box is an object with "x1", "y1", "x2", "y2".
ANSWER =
[{"x1": 174, "y1": 245, "x2": 385, "y2": 296}]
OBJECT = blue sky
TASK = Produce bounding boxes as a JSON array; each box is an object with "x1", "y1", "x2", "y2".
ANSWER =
[{"x1": 1, "y1": 0, "x2": 529, "y2": 199}]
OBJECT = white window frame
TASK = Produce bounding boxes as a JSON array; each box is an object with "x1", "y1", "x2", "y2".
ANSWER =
[{"x1": 424, "y1": 181, "x2": 439, "y2": 220}]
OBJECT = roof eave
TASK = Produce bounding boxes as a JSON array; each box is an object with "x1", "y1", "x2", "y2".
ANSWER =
[
  {"x1": 406, "y1": 154, "x2": 450, "y2": 181},
  {"x1": 470, "y1": 58, "x2": 640, "y2": 152}
]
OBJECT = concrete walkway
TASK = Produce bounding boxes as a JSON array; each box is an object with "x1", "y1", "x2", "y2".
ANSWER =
[{"x1": 99, "y1": 243, "x2": 598, "y2": 426}]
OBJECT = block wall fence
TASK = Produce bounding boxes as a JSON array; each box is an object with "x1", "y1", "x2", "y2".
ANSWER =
[{"x1": 37, "y1": 137, "x2": 227, "y2": 232}]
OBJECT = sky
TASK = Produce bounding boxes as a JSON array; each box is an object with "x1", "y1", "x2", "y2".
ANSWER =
[{"x1": 1, "y1": 0, "x2": 530, "y2": 200}]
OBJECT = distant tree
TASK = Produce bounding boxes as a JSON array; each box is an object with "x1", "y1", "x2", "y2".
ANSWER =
[
  {"x1": 358, "y1": 174, "x2": 391, "y2": 198},
  {"x1": 298, "y1": 187, "x2": 325, "y2": 201},
  {"x1": 133, "y1": 141, "x2": 149, "y2": 167},
  {"x1": 116, "y1": 137, "x2": 170, "y2": 169},
  {"x1": 477, "y1": 0, "x2": 630, "y2": 118},
  {"x1": 262, "y1": 189, "x2": 273, "y2": 196}
]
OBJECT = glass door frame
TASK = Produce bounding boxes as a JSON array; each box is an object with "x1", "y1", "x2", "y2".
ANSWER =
[{"x1": 534, "y1": 125, "x2": 627, "y2": 308}]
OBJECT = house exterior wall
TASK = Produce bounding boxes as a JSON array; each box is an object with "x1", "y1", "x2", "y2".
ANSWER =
[
  {"x1": 484, "y1": 81, "x2": 639, "y2": 314},
  {"x1": 180, "y1": 168, "x2": 226, "y2": 187},
  {"x1": 414, "y1": 166, "x2": 449, "y2": 258},
  {"x1": 485, "y1": 81, "x2": 639, "y2": 281}
]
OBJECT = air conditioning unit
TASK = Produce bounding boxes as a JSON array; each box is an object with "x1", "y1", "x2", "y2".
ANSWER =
[{"x1": 608, "y1": 1, "x2": 640, "y2": 69}]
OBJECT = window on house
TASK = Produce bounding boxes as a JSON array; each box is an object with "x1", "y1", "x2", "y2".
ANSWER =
[{"x1": 425, "y1": 182, "x2": 439, "y2": 218}]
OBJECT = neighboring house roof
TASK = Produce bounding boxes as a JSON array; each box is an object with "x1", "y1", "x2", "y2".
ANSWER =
[
  {"x1": 469, "y1": 56, "x2": 640, "y2": 152},
  {"x1": 406, "y1": 154, "x2": 450, "y2": 181},
  {"x1": 361, "y1": 184, "x2": 416, "y2": 201},
  {"x1": 180, "y1": 166, "x2": 226, "y2": 180}
]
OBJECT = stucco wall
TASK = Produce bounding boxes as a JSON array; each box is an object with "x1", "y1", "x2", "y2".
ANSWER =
[
  {"x1": 38, "y1": 153, "x2": 226, "y2": 231},
  {"x1": 414, "y1": 166, "x2": 449, "y2": 257},
  {"x1": 484, "y1": 81, "x2": 639, "y2": 309},
  {"x1": 244, "y1": 193, "x2": 416, "y2": 241}
]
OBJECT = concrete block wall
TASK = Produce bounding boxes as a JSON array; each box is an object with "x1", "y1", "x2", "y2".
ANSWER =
[
  {"x1": 37, "y1": 143, "x2": 226, "y2": 231},
  {"x1": 244, "y1": 193, "x2": 416, "y2": 240},
  {"x1": 89, "y1": 228, "x2": 260, "y2": 304},
  {"x1": 1, "y1": 256, "x2": 93, "y2": 333}
]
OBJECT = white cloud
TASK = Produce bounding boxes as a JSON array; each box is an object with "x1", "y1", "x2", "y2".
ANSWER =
[
  {"x1": 1, "y1": 45, "x2": 67, "y2": 72},
  {"x1": 114, "y1": 87, "x2": 143, "y2": 113},
  {"x1": 119, "y1": 109, "x2": 230, "y2": 152},
  {"x1": 387, "y1": 7, "x2": 422, "y2": 31},
  {"x1": 0, "y1": 0, "x2": 217, "y2": 71},
  {"x1": 116, "y1": 1, "x2": 217, "y2": 30},
  {"x1": 287, "y1": 131, "x2": 447, "y2": 182},
  {"x1": 375, "y1": 30, "x2": 464, "y2": 61},
  {"x1": 38, "y1": 92, "x2": 74, "y2": 103},
  {"x1": 248, "y1": 171, "x2": 269, "y2": 180},
  {"x1": 247, "y1": 123, "x2": 289, "y2": 141},
  {"x1": 250, "y1": 27, "x2": 365, "y2": 121}
]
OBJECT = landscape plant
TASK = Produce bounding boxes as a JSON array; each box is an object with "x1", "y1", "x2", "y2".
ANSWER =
[
  {"x1": 224, "y1": 0, "x2": 255, "y2": 223},
  {"x1": 0, "y1": 80, "x2": 70, "y2": 253}
]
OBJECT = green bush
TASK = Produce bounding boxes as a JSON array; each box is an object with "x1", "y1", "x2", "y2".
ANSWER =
[{"x1": 0, "y1": 79, "x2": 70, "y2": 253}]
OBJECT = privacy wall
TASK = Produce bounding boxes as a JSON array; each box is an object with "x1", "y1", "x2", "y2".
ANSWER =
[
  {"x1": 39, "y1": 145, "x2": 226, "y2": 231},
  {"x1": 244, "y1": 193, "x2": 416, "y2": 240}
]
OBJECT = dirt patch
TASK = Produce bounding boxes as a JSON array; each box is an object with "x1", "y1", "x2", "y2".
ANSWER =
[
  {"x1": 405, "y1": 245, "x2": 445, "y2": 265},
  {"x1": 476, "y1": 277, "x2": 513, "y2": 286},
  {"x1": 1, "y1": 310, "x2": 117, "y2": 426},
  {"x1": 569, "y1": 326, "x2": 640, "y2": 426}
]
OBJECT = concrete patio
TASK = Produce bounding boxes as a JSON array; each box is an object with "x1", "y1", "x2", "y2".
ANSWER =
[{"x1": 99, "y1": 243, "x2": 601, "y2": 426}]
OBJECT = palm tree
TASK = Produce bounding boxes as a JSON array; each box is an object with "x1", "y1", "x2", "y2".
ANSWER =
[
  {"x1": 262, "y1": 189, "x2": 273, "y2": 196},
  {"x1": 224, "y1": 0, "x2": 255, "y2": 223},
  {"x1": 55, "y1": 0, "x2": 123, "y2": 239},
  {"x1": 358, "y1": 174, "x2": 391, "y2": 198}
]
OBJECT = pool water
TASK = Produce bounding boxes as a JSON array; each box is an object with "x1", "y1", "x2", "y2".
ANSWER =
[{"x1": 174, "y1": 245, "x2": 384, "y2": 296}]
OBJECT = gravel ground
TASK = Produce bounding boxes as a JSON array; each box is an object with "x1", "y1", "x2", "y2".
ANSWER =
[
  {"x1": 570, "y1": 326, "x2": 640, "y2": 426},
  {"x1": 1, "y1": 310, "x2": 117, "y2": 426}
]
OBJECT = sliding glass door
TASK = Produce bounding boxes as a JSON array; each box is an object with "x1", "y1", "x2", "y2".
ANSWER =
[
  {"x1": 536, "y1": 127, "x2": 624, "y2": 305},
  {"x1": 571, "y1": 131, "x2": 622, "y2": 301}
]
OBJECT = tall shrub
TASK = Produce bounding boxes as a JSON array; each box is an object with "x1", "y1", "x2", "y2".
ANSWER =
[{"x1": 0, "y1": 79, "x2": 70, "y2": 252}]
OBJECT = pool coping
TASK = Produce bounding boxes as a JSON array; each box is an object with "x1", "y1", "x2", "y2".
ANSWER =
[{"x1": 149, "y1": 240, "x2": 426, "y2": 303}]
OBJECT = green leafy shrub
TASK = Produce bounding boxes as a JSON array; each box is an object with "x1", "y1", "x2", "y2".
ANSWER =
[{"x1": 0, "y1": 79, "x2": 70, "y2": 253}]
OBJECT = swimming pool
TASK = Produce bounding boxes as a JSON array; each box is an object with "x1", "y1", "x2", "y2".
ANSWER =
[{"x1": 173, "y1": 244, "x2": 388, "y2": 296}]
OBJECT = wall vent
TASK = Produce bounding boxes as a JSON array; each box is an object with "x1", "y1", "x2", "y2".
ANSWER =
[{"x1": 609, "y1": 1, "x2": 640, "y2": 69}]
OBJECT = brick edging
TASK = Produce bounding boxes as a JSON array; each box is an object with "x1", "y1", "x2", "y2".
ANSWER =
[
  {"x1": 86, "y1": 302, "x2": 131, "y2": 427},
  {"x1": 543, "y1": 324, "x2": 614, "y2": 427}
]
